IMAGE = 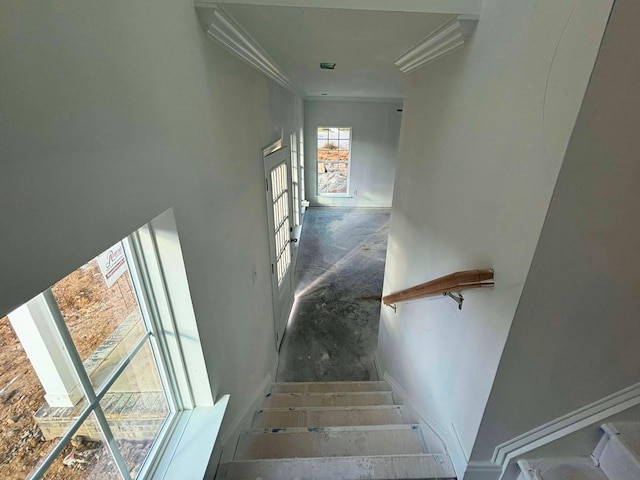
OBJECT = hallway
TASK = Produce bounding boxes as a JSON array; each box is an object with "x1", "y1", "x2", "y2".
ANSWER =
[{"x1": 276, "y1": 207, "x2": 390, "y2": 382}]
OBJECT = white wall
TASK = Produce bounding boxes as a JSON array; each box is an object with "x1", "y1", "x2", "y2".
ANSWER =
[
  {"x1": 473, "y1": 0, "x2": 640, "y2": 462},
  {"x1": 0, "y1": 0, "x2": 300, "y2": 450},
  {"x1": 376, "y1": 0, "x2": 612, "y2": 477},
  {"x1": 304, "y1": 100, "x2": 402, "y2": 207}
]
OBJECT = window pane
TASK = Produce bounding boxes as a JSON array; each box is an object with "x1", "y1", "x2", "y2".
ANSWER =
[
  {"x1": 338, "y1": 139, "x2": 350, "y2": 152},
  {"x1": 0, "y1": 312, "x2": 92, "y2": 477},
  {"x1": 51, "y1": 244, "x2": 147, "y2": 390},
  {"x1": 317, "y1": 128, "x2": 329, "y2": 140},
  {"x1": 101, "y1": 342, "x2": 170, "y2": 478},
  {"x1": 338, "y1": 127, "x2": 351, "y2": 139},
  {"x1": 318, "y1": 162, "x2": 348, "y2": 194},
  {"x1": 327, "y1": 128, "x2": 339, "y2": 140},
  {"x1": 37, "y1": 412, "x2": 122, "y2": 480}
]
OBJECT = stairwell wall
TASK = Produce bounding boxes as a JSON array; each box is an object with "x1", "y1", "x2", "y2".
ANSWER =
[
  {"x1": 376, "y1": 0, "x2": 613, "y2": 477},
  {"x1": 0, "y1": 0, "x2": 301, "y2": 453},
  {"x1": 472, "y1": 0, "x2": 640, "y2": 464}
]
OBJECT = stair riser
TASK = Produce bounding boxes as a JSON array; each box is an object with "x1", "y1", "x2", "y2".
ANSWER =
[
  {"x1": 263, "y1": 392, "x2": 394, "y2": 408},
  {"x1": 599, "y1": 435, "x2": 640, "y2": 480},
  {"x1": 253, "y1": 407, "x2": 408, "y2": 428},
  {"x1": 219, "y1": 454, "x2": 456, "y2": 480},
  {"x1": 271, "y1": 381, "x2": 390, "y2": 394},
  {"x1": 235, "y1": 427, "x2": 426, "y2": 459}
]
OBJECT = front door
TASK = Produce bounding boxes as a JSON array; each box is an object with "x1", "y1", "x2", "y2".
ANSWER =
[{"x1": 264, "y1": 145, "x2": 295, "y2": 349}]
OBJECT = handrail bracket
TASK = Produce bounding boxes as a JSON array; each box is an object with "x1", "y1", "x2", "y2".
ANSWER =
[
  {"x1": 388, "y1": 303, "x2": 397, "y2": 313},
  {"x1": 444, "y1": 292, "x2": 464, "y2": 310}
]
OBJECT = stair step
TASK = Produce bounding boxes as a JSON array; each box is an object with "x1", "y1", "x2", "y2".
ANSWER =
[
  {"x1": 596, "y1": 423, "x2": 640, "y2": 480},
  {"x1": 518, "y1": 457, "x2": 607, "y2": 480},
  {"x1": 263, "y1": 391, "x2": 394, "y2": 408},
  {"x1": 235, "y1": 425, "x2": 427, "y2": 460},
  {"x1": 252, "y1": 405, "x2": 409, "y2": 429},
  {"x1": 612, "y1": 422, "x2": 640, "y2": 453},
  {"x1": 218, "y1": 454, "x2": 456, "y2": 480},
  {"x1": 271, "y1": 381, "x2": 390, "y2": 394}
]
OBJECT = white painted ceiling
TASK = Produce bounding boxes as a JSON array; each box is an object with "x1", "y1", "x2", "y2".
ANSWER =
[{"x1": 216, "y1": 3, "x2": 454, "y2": 99}]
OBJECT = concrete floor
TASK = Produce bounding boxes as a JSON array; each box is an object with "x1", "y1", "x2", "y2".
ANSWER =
[{"x1": 276, "y1": 207, "x2": 391, "y2": 382}]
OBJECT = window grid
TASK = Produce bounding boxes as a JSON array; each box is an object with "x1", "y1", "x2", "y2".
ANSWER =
[
  {"x1": 270, "y1": 163, "x2": 291, "y2": 285},
  {"x1": 28, "y1": 236, "x2": 177, "y2": 480},
  {"x1": 32, "y1": 290, "x2": 162, "y2": 480}
]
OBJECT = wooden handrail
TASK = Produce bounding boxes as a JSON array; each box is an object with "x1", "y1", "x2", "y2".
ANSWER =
[{"x1": 382, "y1": 269, "x2": 494, "y2": 309}]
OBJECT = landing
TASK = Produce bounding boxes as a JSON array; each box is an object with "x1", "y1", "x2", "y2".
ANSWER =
[{"x1": 276, "y1": 207, "x2": 390, "y2": 382}]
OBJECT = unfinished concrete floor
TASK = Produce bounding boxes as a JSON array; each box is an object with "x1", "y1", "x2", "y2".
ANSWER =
[{"x1": 276, "y1": 207, "x2": 390, "y2": 382}]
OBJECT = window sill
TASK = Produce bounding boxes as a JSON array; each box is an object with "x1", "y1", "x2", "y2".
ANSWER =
[{"x1": 151, "y1": 395, "x2": 229, "y2": 480}]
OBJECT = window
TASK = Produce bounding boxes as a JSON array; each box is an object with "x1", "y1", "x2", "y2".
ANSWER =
[
  {"x1": 1, "y1": 210, "x2": 220, "y2": 480},
  {"x1": 317, "y1": 127, "x2": 351, "y2": 195}
]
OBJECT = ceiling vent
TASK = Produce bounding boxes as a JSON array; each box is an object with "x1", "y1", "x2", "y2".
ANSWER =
[{"x1": 320, "y1": 63, "x2": 337, "y2": 70}]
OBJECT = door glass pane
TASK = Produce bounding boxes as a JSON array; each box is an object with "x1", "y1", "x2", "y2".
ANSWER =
[
  {"x1": 270, "y1": 162, "x2": 291, "y2": 285},
  {"x1": 101, "y1": 342, "x2": 170, "y2": 478},
  {"x1": 51, "y1": 243, "x2": 147, "y2": 390}
]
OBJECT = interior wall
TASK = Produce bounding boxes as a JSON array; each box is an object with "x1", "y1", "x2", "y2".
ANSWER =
[
  {"x1": 473, "y1": 0, "x2": 640, "y2": 461},
  {"x1": 376, "y1": 0, "x2": 612, "y2": 476},
  {"x1": 304, "y1": 100, "x2": 402, "y2": 208},
  {"x1": 0, "y1": 0, "x2": 300, "y2": 444}
]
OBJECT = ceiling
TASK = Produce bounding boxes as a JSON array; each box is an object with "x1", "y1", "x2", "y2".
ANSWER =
[{"x1": 216, "y1": 3, "x2": 455, "y2": 99}]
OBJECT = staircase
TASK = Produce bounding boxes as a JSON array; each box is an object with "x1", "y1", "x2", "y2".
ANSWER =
[
  {"x1": 216, "y1": 381, "x2": 456, "y2": 479},
  {"x1": 517, "y1": 422, "x2": 640, "y2": 480}
]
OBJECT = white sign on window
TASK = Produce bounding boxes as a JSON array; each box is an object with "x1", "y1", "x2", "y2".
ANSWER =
[{"x1": 97, "y1": 242, "x2": 128, "y2": 288}]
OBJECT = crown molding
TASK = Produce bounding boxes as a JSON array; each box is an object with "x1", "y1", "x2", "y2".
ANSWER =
[
  {"x1": 305, "y1": 96, "x2": 403, "y2": 104},
  {"x1": 194, "y1": 0, "x2": 482, "y2": 15},
  {"x1": 195, "y1": 3, "x2": 299, "y2": 94},
  {"x1": 395, "y1": 14, "x2": 479, "y2": 74}
]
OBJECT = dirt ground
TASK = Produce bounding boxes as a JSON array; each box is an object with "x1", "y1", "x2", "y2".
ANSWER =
[
  {"x1": 0, "y1": 259, "x2": 142, "y2": 479},
  {"x1": 318, "y1": 147, "x2": 349, "y2": 162}
]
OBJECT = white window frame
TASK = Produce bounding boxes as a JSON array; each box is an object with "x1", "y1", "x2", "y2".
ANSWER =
[
  {"x1": 316, "y1": 126, "x2": 352, "y2": 197},
  {"x1": 290, "y1": 131, "x2": 301, "y2": 227},
  {"x1": 299, "y1": 126, "x2": 306, "y2": 206},
  {"x1": 14, "y1": 209, "x2": 227, "y2": 480}
]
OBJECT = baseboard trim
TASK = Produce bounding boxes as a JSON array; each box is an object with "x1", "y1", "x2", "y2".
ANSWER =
[
  {"x1": 492, "y1": 380, "x2": 640, "y2": 468},
  {"x1": 383, "y1": 372, "x2": 469, "y2": 478},
  {"x1": 373, "y1": 350, "x2": 383, "y2": 382},
  {"x1": 219, "y1": 358, "x2": 278, "y2": 462}
]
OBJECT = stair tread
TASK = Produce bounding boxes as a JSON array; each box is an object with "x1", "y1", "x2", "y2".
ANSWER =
[
  {"x1": 235, "y1": 424, "x2": 427, "y2": 459},
  {"x1": 219, "y1": 454, "x2": 456, "y2": 480},
  {"x1": 519, "y1": 457, "x2": 607, "y2": 480},
  {"x1": 271, "y1": 381, "x2": 390, "y2": 394}
]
